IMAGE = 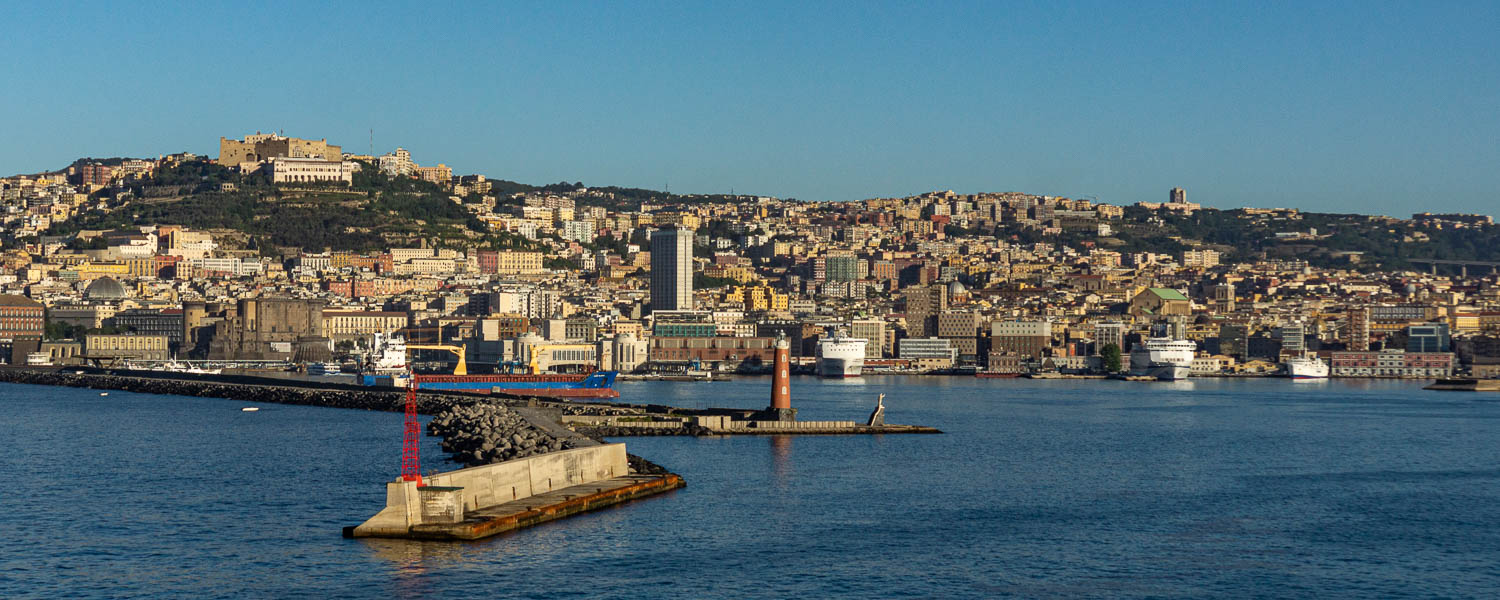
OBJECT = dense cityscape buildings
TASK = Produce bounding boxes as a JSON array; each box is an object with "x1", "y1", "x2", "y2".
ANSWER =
[{"x1": 2, "y1": 132, "x2": 1499, "y2": 379}]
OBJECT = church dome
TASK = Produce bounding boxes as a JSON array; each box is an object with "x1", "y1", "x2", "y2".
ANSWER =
[
  {"x1": 84, "y1": 276, "x2": 127, "y2": 300},
  {"x1": 948, "y1": 280, "x2": 968, "y2": 296}
]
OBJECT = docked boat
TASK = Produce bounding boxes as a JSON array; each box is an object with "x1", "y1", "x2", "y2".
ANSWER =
[
  {"x1": 1284, "y1": 356, "x2": 1329, "y2": 379},
  {"x1": 1129, "y1": 336, "x2": 1195, "y2": 381},
  {"x1": 360, "y1": 372, "x2": 619, "y2": 398},
  {"x1": 305, "y1": 362, "x2": 343, "y2": 376},
  {"x1": 815, "y1": 332, "x2": 867, "y2": 378},
  {"x1": 154, "y1": 361, "x2": 223, "y2": 375}
]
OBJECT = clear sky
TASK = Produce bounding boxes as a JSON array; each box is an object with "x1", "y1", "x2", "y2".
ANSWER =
[{"x1": 2, "y1": 1, "x2": 1496, "y2": 215}]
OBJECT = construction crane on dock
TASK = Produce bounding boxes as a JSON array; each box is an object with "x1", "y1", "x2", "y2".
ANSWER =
[{"x1": 406, "y1": 344, "x2": 468, "y2": 375}]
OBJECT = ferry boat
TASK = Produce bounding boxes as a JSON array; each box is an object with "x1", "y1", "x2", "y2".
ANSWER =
[
  {"x1": 815, "y1": 332, "x2": 867, "y2": 377},
  {"x1": 1284, "y1": 356, "x2": 1329, "y2": 379},
  {"x1": 305, "y1": 362, "x2": 343, "y2": 376},
  {"x1": 360, "y1": 334, "x2": 619, "y2": 398},
  {"x1": 1129, "y1": 335, "x2": 1195, "y2": 381}
]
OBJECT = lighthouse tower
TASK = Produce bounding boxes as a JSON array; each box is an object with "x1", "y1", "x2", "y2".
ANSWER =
[{"x1": 763, "y1": 333, "x2": 797, "y2": 421}]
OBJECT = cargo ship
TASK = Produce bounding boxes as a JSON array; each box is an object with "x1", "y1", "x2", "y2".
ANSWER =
[
  {"x1": 359, "y1": 334, "x2": 620, "y2": 398},
  {"x1": 360, "y1": 372, "x2": 619, "y2": 398}
]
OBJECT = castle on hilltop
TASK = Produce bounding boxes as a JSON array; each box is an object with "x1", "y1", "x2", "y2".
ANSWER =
[
  {"x1": 218, "y1": 132, "x2": 342, "y2": 167},
  {"x1": 217, "y1": 132, "x2": 355, "y2": 184}
]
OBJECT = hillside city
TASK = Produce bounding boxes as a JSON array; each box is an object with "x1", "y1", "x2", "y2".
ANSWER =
[{"x1": 3, "y1": 132, "x2": 1499, "y2": 379}]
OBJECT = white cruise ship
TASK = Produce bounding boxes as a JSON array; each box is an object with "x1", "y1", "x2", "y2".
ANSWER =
[
  {"x1": 1284, "y1": 356, "x2": 1329, "y2": 379},
  {"x1": 1129, "y1": 335, "x2": 1196, "y2": 381},
  {"x1": 816, "y1": 332, "x2": 868, "y2": 378}
]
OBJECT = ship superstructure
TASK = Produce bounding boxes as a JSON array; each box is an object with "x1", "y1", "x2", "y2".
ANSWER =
[
  {"x1": 1129, "y1": 325, "x2": 1195, "y2": 381},
  {"x1": 816, "y1": 332, "x2": 867, "y2": 377}
]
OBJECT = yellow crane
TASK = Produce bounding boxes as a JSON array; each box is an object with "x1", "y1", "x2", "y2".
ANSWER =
[{"x1": 407, "y1": 344, "x2": 468, "y2": 375}]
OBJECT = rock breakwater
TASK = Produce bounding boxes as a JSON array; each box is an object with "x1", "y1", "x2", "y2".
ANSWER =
[
  {"x1": 427, "y1": 403, "x2": 578, "y2": 466},
  {"x1": 0, "y1": 369, "x2": 473, "y2": 413}
]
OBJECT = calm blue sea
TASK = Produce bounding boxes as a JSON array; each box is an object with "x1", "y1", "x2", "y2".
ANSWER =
[{"x1": 2, "y1": 376, "x2": 1498, "y2": 598}]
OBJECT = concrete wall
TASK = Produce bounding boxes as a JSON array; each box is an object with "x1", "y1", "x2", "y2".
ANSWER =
[
  {"x1": 355, "y1": 443, "x2": 628, "y2": 536},
  {"x1": 428, "y1": 442, "x2": 627, "y2": 512},
  {"x1": 739, "y1": 420, "x2": 858, "y2": 430},
  {"x1": 563, "y1": 414, "x2": 861, "y2": 432},
  {"x1": 562, "y1": 414, "x2": 689, "y2": 427}
]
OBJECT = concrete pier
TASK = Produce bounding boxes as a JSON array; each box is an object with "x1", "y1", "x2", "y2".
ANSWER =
[
  {"x1": 562, "y1": 413, "x2": 941, "y2": 436},
  {"x1": 1424, "y1": 378, "x2": 1500, "y2": 391},
  {"x1": 348, "y1": 443, "x2": 684, "y2": 540}
]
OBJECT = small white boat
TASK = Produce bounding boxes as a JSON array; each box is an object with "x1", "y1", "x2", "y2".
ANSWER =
[
  {"x1": 98, "y1": 392, "x2": 109, "y2": 396},
  {"x1": 241, "y1": 407, "x2": 260, "y2": 412}
]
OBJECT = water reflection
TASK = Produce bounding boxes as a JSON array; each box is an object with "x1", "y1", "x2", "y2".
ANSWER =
[
  {"x1": 770, "y1": 435, "x2": 793, "y2": 488},
  {"x1": 818, "y1": 376, "x2": 869, "y2": 386},
  {"x1": 358, "y1": 538, "x2": 469, "y2": 581}
]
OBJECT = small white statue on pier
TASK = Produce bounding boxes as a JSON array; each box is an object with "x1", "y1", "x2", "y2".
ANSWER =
[{"x1": 866, "y1": 393, "x2": 886, "y2": 427}]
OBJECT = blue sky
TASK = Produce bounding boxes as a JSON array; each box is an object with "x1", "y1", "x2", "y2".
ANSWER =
[{"x1": 2, "y1": 1, "x2": 1496, "y2": 215}]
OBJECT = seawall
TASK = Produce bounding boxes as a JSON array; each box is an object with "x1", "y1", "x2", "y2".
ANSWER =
[
  {"x1": 349, "y1": 443, "x2": 684, "y2": 541},
  {"x1": 0, "y1": 367, "x2": 443, "y2": 413}
]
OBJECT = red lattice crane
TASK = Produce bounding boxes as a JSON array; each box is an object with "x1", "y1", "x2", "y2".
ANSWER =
[{"x1": 401, "y1": 371, "x2": 424, "y2": 487}]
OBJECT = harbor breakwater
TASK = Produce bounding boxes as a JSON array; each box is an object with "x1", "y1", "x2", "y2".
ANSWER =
[
  {"x1": 0, "y1": 368, "x2": 445, "y2": 412},
  {"x1": 429, "y1": 403, "x2": 583, "y2": 465},
  {"x1": 0, "y1": 368, "x2": 644, "y2": 471}
]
